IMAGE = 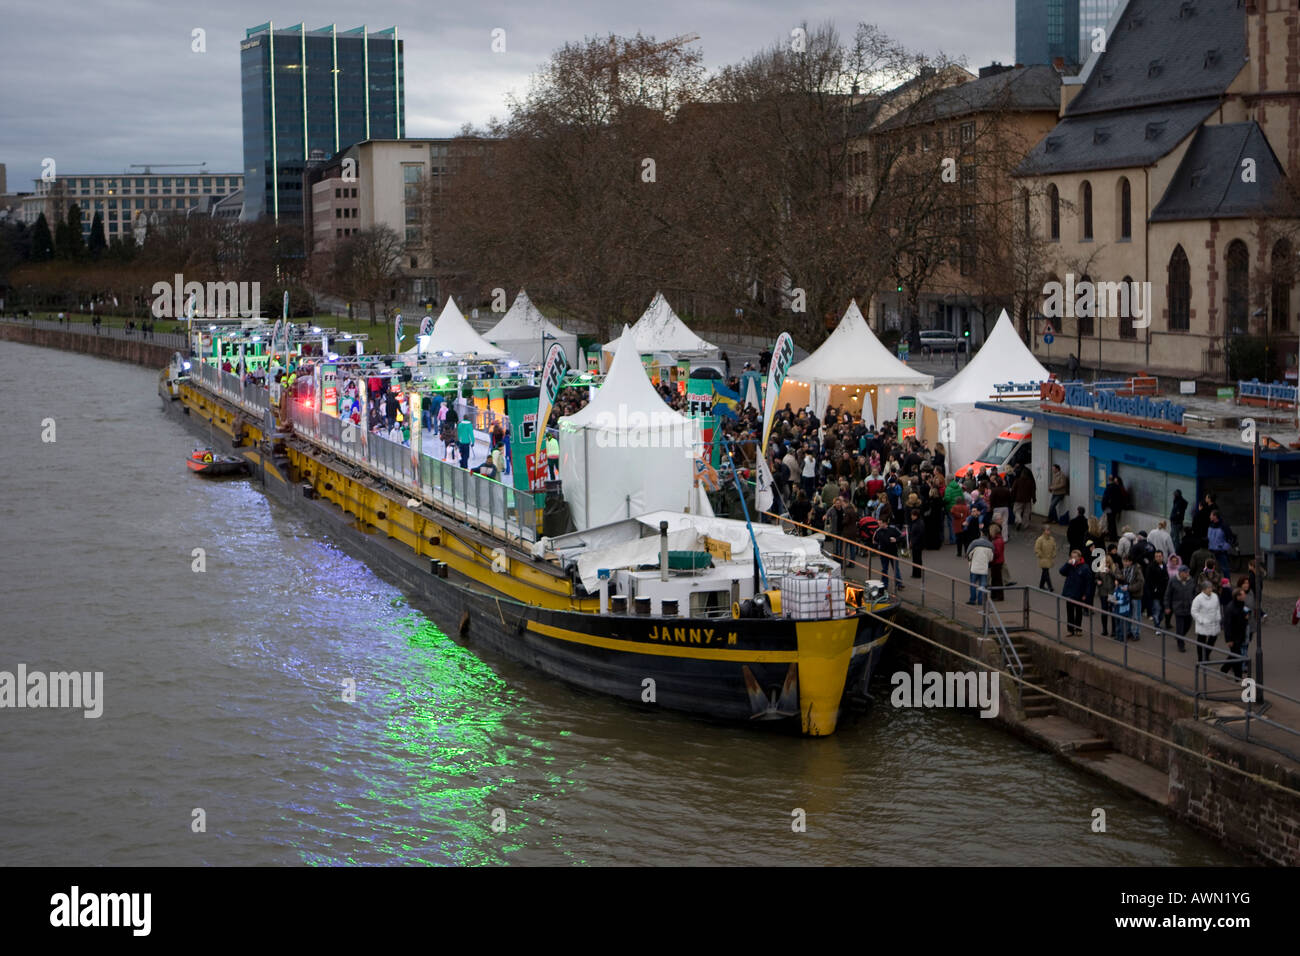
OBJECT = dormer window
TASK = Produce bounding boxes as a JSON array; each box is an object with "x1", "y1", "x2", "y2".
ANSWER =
[
  {"x1": 1045, "y1": 136, "x2": 1062, "y2": 153},
  {"x1": 1148, "y1": 59, "x2": 1163, "y2": 78},
  {"x1": 1179, "y1": 1, "x2": 1196, "y2": 18},
  {"x1": 1093, "y1": 127, "x2": 1111, "y2": 145},
  {"x1": 1145, "y1": 121, "x2": 1167, "y2": 140},
  {"x1": 1204, "y1": 48, "x2": 1220, "y2": 68}
]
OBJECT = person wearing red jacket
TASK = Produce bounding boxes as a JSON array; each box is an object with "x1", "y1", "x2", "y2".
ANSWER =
[{"x1": 989, "y1": 523, "x2": 1007, "y2": 602}]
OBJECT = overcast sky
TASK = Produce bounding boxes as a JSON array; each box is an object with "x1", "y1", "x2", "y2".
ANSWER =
[{"x1": 0, "y1": 0, "x2": 1016, "y2": 190}]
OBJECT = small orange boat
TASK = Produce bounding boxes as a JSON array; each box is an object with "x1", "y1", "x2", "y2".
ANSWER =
[{"x1": 186, "y1": 448, "x2": 249, "y2": 477}]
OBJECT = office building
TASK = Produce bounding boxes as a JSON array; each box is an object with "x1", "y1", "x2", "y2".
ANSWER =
[
  {"x1": 21, "y1": 170, "x2": 243, "y2": 242},
  {"x1": 240, "y1": 22, "x2": 404, "y2": 224},
  {"x1": 1015, "y1": 0, "x2": 1082, "y2": 68},
  {"x1": 1077, "y1": 0, "x2": 1123, "y2": 65}
]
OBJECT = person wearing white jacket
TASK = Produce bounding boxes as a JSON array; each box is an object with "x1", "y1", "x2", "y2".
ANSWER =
[
  {"x1": 966, "y1": 534, "x2": 994, "y2": 607},
  {"x1": 1191, "y1": 581, "x2": 1223, "y2": 663}
]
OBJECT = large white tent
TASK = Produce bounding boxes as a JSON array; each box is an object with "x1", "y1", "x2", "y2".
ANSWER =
[
  {"x1": 917, "y1": 310, "x2": 1051, "y2": 472},
  {"x1": 602, "y1": 292, "x2": 719, "y2": 363},
  {"x1": 485, "y1": 290, "x2": 579, "y2": 365},
  {"x1": 406, "y1": 298, "x2": 509, "y2": 359},
  {"x1": 778, "y1": 300, "x2": 933, "y2": 425},
  {"x1": 560, "y1": 326, "x2": 705, "y2": 530}
]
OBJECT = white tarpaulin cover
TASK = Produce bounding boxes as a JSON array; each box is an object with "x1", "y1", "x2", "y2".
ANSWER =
[
  {"x1": 560, "y1": 327, "x2": 701, "y2": 531},
  {"x1": 778, "y1": 300, "x2": 932, "y2": 422},
  {"x1": 603, "y1": 292, "x2": 719, "y2": 357},
  {"x1": 484, "y1": 290, "x2": 579, "y2": 365},
  {"x1": 917, "y1": 310, "x2": 1050, "y2": 472},
  {"x1": 406, "y1": 298, "x2": 509, "y2": 359},
  {"x1": 565, "y1": 511, "x2": 827, "y2": 592}
]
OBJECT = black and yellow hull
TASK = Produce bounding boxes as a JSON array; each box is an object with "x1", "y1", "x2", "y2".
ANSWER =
[{"x1": 165, "y1": 381, "x2": 896, "y2": 736}]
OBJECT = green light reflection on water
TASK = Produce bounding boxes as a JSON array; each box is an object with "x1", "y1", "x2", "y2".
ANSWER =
[{"x1": 303, "y1": 613, "x2": 554, "y2": 866}]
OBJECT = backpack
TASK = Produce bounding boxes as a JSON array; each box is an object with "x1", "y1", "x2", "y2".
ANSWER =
[{"x1": 858, "y1": 515, "x2": 880, "y2": 540}]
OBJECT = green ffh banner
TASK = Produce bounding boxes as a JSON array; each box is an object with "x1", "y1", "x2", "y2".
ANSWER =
[
  {"x1": 897, "y1": 396, "x2": 917, "y2": 439},
  {"x1": 505, "y1": 385, "x2": 540, "y2": 497}
]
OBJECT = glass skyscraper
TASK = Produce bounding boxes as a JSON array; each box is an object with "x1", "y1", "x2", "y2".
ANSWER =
[
  {"x1": 1077, "y1": 0, "x2": 1122, "y2": 65},
  {"x1": 240, "y1": 23, "x2": 404, "y2": 223},
  {"x1": 1015, "y1": 0, "x2": 1081, "y2": 68}
]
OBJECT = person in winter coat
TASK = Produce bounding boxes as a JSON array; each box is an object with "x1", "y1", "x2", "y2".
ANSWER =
[
  {"x1": 873, "y1": 521, "x2": 903, "y2": 591},
  {"x1": 950, "y1": 498, "x2": 972, "y2": 556},
  {"x1": 1110, "y1": 572, "x2": 1133, "y2": 642},
  {"x1": 1221, "y1": 588, "x2": 1249, "y2": 678},
  {"x1": 1120, "y1": 555, "x2": 1145, "y2": 640},
  {"x1": 1164, "y1": 564, "x2": 1196, "y2": 652},
  {"x1": 1097, "y1": 555, "x2": 1119, "y2": 637},
  {"x1": 922, "y1": 490, "x2": 945, "y2": 551},
  {"x1": 1011, "y1": 467, "x2": 1037, "y2": 531},
  {"x1": 1206, "y1": 511, "x2": 1234, "y2": 575},
  {"x1": 1067, "y1": 506, "x2": 1090, "y2": 555},
  {"x1": 1035, "y1": 525, "x2": 1058, "y2": 591},
  {"x1": 908, "y1": 508, "x2": 926, "y2": 579},
  {"x1": 1101, "y1": 474, "x2": 1126, "y2": 541},
  {"x1": 943, "y1": 478, "x2": 965, "y2": 543},
  {"x1": 1190, "y1": 492, "x2": 1216, "y2": 551},
  {"x1": 1060, "y1": 550, "x2": 1094, "y2": 635},
  {"x1": 989, "y1": 524, "x2": 1008, "y2": 602},
  {"x1": 1169, "y1": 489, "x2": 1189, "y2": 552},
  {"x1": 1191, "y1": 581, "x2": 1223, "y2": 663},
  {"x1": 1047, "y1": 465, "x2": 1069, "y2": 522},
  {"x1": 1145, "y1": 551, "x2": 1169, "y2": 630},
  {"x1": 990, "y1": 479, "x2": 1014, "y2": 540},
  {"x1": 1148, "y1": 522, "x2": 1175, "y2": 563},
  {"x1": 966, "y1": 532, "x2": 994, "y2": 606}
]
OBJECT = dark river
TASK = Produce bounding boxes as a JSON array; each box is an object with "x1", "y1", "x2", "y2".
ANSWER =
[{"x1": 0, "y1": 340, "x2": 1235, "y2": 865}]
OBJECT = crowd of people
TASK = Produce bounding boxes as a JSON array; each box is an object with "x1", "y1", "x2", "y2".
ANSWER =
[{"x1": 748, "y1": 400, "x2": 1259, "y2": 674}]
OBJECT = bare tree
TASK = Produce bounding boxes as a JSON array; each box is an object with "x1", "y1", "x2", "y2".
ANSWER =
[{"x1": 334, "y1": 225, "x2": 404, "y2": 325}]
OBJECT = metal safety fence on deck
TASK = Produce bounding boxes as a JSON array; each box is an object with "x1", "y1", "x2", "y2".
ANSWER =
[{"x1": 284, "y1": 399, "x2": 538, "y2": 545}]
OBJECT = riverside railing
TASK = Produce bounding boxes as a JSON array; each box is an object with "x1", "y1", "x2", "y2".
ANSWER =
[
  {"x1": 762, "y1": 511, "x2": 1024, "y2": 677},
  {"x1": 0, "y1": 315, "x2": 188, "y2": 350},
  {"x1": 285, "y1": 399, "x2": 537, "y2": 544},
  {"x1": 761, "y1": 510, "x2": 1300, "y2": 760}
]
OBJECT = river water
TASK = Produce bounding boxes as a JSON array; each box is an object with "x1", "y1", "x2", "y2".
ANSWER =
[{"x1": 0, "y1": 341, "x2": 1235, "y2": 866}]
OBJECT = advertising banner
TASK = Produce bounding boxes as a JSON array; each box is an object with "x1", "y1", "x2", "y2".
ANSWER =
[
  {"x1": 534, "y1": 343, "x2": 569, "y2": 462},
  {"x1": 897, "y1": 396, "x2": 917, "y2": 439},
  {"x1": 322, "y1": 364, "x2": 339, "y2": 418},
  {"x1": 760, "y1": 332, "x2": 795, "y2": 457},
  {"x1": 505, "y1": 386, "x2": 541, "y2": 496}
]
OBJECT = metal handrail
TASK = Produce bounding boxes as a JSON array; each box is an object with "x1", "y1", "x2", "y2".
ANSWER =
[
  {"x1": 760, "y1": 509, "x2": 1300, "y2": 758},
  {"x1": 982, "y1": 597, "x2": 1023, "y2": 677}
]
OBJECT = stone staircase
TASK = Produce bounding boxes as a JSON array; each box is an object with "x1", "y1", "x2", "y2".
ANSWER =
[{"x1": 1009, "y1": 634, "x2": 1057, "y2": 719}]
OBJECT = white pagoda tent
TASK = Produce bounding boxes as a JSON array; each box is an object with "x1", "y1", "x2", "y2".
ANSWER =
[
  {"x1": 778, "y1": 300, "x2": 933, "y2": 425},
  {"x1": 406, "y1": 298, "x2": 509, "y2": 359},
  {"x1": 602, "y1": 292, "x2": 719, "y2": 367},
  {"x1": 560, "y1": 326, "x2": 706, "y2": 530},
  {"x1": 917, "y1": 310, "x2": 1051, "y2": 472},
  {"x1": 485, "y1": 290, "x2": 579, "y2": 365}
]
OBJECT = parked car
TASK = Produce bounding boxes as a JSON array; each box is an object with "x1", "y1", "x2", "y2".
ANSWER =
[{"x1": 918, "y1": 329, "x2": 966, "y2": 353}]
